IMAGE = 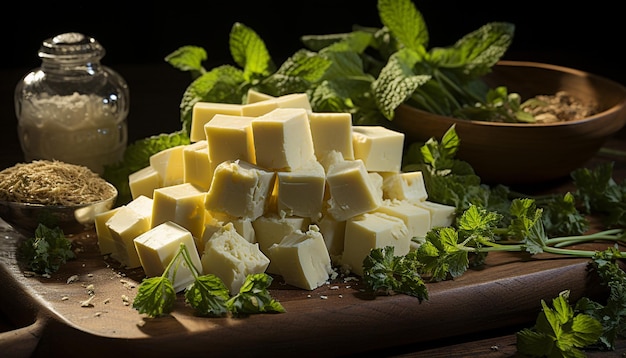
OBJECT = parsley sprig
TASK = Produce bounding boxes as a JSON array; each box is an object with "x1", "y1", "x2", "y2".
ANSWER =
[
  {"x1": 132, "y1": 243, "x2": 285, "y2": 318},
  {"x1": 17, "y1": 224, "x2": 75, "y2": 275}
]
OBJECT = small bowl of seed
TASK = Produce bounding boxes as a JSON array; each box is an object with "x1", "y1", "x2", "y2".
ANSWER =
[{"x1": 0, "y1": 160, "x2": 118, "y2": 236}]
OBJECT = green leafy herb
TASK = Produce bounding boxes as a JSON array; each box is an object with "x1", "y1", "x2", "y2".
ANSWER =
[
  {"x1": 226, "y1": 273, "x2": 286, "y2": 317},
  {"x1": 362, "y1": 246, "x2": 428, "y2": 302},
  {"x1": 516, "y1": 290, "x2": 603, "y2": 357},
  {"x1": 132, "y1": 243, "x2": 283, "y2": 318},
  {"x1": 17, "y1": 224, "x2": 75, "y2": 274}
]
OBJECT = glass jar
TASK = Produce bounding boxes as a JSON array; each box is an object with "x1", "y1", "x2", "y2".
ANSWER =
[{"x1": 15, "y1": 32, "x2": 129, "y2": 175}]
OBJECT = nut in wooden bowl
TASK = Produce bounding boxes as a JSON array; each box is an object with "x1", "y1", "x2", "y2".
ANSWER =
[{"x1": 391, "y1": 61, "x2": 626, "y2": 186}]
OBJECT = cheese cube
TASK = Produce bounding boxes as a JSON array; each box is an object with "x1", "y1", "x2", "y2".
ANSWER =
[
  {"x1": 375, "y1": 199, "x2": 431, "y2": 240},
  {"x1": 204, "y1": 114, "x2": 256, "y2": 166},
  {"x1": 129, "y1": 166, "x2": 161, "y2": 200},
  {"x1": 201, "y1": 223, "x2": 270, "y2": 295},
  {"x1": 183, "y1": 140, "x2": 212, "y2": 191},
  {"x1": 381, "y1": 171, "x2": 428, "y2": 203},
  {"x1": 252, "y1": 214, "x2": 310, "y2": 274},
  {"x1": 316, "y1": 213, "x2": 346, "y2": 261},
  {"x1": 95, "y1": 207, "x2": 122, "y2": 255},
  {"x1": 205, "y1": 160, "x2": 276, "y2": 220},
  {"x1": 273, "y1": 93, "x2": 312, "y2": 111},
  {"x1": 414, "y1": 200, "x2": 456, "y2": 228},
  {"x1": 352, "y1": 126, "x2": 405, "y2": 172},
  {"x1": 342, "y1": 212, "x2": 410, "y2": 276},
  {"x1": 151, "y1": 183, "x2": 206, "y2": 240},
  {"x1": 149, "y1": 145, "x2": 186, "y2": 187},
  {"x1": 190, "y1": 102, "x2": 243, "y2": 142},
  {"x1": 230, "y1": 217, "x2": 256, "y2": 243},
  {"x1": 268, "y1": 225, "x2": 333, "y2": 290},
  {"x1": 251, "y1": 108, "x2": 316, "y2": 171},
  {"x1": 308, "y1": 112, "x2": 354, "y2": 162},
  {"x1": 246, "y1": 89, "x2": 275, "y2": 104},
  {"x1": 275, "y1": 160, "x2": 325, "y2": 220},
  {"x1": 241, "y1": 93, "x2": 312, "y2": 117},
  {"x1": 134, "y1": 221, "x2": 202, "y2": 292},
  {"x1": 369, "y1": 172, "x2": 384, "y2": 202},
  {"x1": 325, "y1": 159, "x2": 382, "y2": 221},
  {"x1": 105, "y1": 200, "x2": 153, "y2": 268}
]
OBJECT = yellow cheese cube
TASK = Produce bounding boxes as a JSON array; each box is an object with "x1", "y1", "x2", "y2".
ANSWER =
[
  {"x1": 316, "y1": 213, "x2": 346, "y2": 261},
  {"x1": 245, "y1": 89, "x2": 275, "y2": 104},
  {"x1": 94, "y1": 207, "x2": 122, "y2": 255},
  {"x1": 325, "y1": 159, "x2": 382, "y2": 221},
  {"x1": 251, "y1": 108, "x2": 316, "y2": 171},
  {"x1": 275, "y1": 160, "x2": 326, "y2": 220},
  {"x1": 190, "y1": 102, "x2": 243, "y2": 142},
  {"x1": 201, "y1": 223, "x2": 270, "y2": 295},
  {"x1": 273, "y1": 93, "x2": 312, "y2": 111},
  {"x1": 204, "y1": 114, "x2": 256, "y2": 166},
  {"x1": 241, "y1": 93, "x2": 312, "y2": 117},
  {"x1": 205, "y1": 160, "x2": 276, "y2": 220},
  {"x1": 183, "y1": 140, "x2": 212, "y2": 191},
  {"x1": 414, "y1": 200, "x2": 456, "y2": 228},
  {"x1": 151, "y1": 183, "x2": 206, "y2": 240},
  {"x1": 375, "y1": 199, "x2": 431, "y2": 240},
  {"x1": 252, "y1": 213, "x2": 310, "y2": 274},
  {"x1": 352, "y1": 126, "x2": 405, "y2": 172},
  {"x1": 308, "y1": 112, "x2": 354, "y2": 162},
  {"x1": 149, "y1": 145, "x2": 186, "y2": 187},
  {"x1": 134, "y1": 221, "x2": 202, "y2": 292},
  {"x1": 268, "y1": 225, "x2": 333, "y2": 290},
  {"x1": 342, "y1": 212, "x2": 410, "y2": 276},
  {"x1": 381, "y1": 171, "x2": 428, "y2": 203},
  {"x1": 106, "y1": 204, "x2": 152, "y2": 268},
  {"x1": 241, "y1": 100, "x2": 279, "y2": 117},
  {"x1": 129, "y1": 166, "x2": 161, "y2": 200}
]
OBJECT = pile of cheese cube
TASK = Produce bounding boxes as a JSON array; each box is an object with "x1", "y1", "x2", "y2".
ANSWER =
[{"x1": 94, "y1": 90, "x2": 456, "y2": 294}]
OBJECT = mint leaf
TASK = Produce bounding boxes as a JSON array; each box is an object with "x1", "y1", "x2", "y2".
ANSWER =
[
  {"x1": 133, "y1": 276, "x2": 176, "y2": 318},
  {"x1": 226, "y1": 273, "x2": 285, "y2": 317},
  {"x1": 377, "y1": 0, "x2": 428, "y2": 52},
  {"x1": 229, "y1": 22, "x2": 275, "y2": 81},
  {"x1": 185, "y1": 274, "x2": 230, "y2": 317},
  {"x1": 164, "y1": 45, "x2": 207, "y2": 77},
  {"x1": 373, "y1": 48, "x2": 431, "y2": 120}
]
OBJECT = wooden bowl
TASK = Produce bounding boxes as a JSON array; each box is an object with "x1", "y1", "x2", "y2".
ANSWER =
[{"x1": 391, "y1": 61, "x2": 626, "y2": 186}]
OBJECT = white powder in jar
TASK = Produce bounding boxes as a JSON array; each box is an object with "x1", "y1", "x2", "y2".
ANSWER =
[{"x1": 18, "y1": 92, "x2": 127, "y2": 174}]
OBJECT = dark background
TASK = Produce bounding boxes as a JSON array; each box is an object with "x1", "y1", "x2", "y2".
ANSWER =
[{"x1": 0, "y1": 1, "x2": 623, "y2": 166}]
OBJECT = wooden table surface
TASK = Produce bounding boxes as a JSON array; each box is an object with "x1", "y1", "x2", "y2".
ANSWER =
[{"x1": 1, "y1": 64, "x2": 626, "y2": 357}]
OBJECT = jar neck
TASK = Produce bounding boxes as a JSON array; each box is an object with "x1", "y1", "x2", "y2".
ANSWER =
[{"x1": 40, "y1": 58, "x2": 103, "y2": 76}]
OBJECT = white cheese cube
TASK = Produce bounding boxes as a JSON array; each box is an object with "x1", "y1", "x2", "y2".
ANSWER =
[
  {"x1": 241, "y1": 93, "x2": 312, "y2": 116},
  {"x1": 252, "y1": 214, "x2": 310, "y2": 274},
  {"x1": 204, "y1": 114, "x2": 256, "y2": 166},
  {"x1": 151, "y1": 183, "x2": 206, "y2": 240},
  {"x1": 95, "y1": 207, "x2": 122, "y2": 255},
  {"x1": 149, "y1": 145, "x2": 186, "y2": 187},
  {"x1": 342, "y1": 212, "x2": 410, "y2": 276},
  {"x1": 375, "y1": 199, "x2": 431, "y2": 240},
  {"x1": 352, "y1": 126, "x2": 405, "y2": 172},
  {"x1": 325, "y1": 159, "x2": 382, "y2": 221},
  {"x1": 134, "y1": 221, "x2": 202, "y2": 292},
  {"x1": 129, "y1": 166, "x2": 161, "y2": 200},
  {"x1": 183, "y1": 140, "x2": 212, "y2": 191},
  {"x1": 201, "y1": 223, "x2": 270, "y2": 295},
  {"x1": 273, "y1": 93, "x2": 312, "y2": 111},
  {"x1": 190, "y1": 102, "x2": 243, "y2": 142},
  {"x1": 251, "y1": 108, "x2": 316, "y2": 171},
  {"x1": 275, "y1": 160, "x2": 326, "y2": 220},
  {"x1": 205, "y1": 160, "x2": 276, "y2": 220},
  {"x1": 369, "y1": 172, "x2": 384, "y2": 202},
  {"x1": 414, "y1": 200, "x2": 456, "y2": 228},
  {"x1": 381, "y1": 171, "x2": 428, "y2": 203},
  {"x1": 268, "y1": 225, "x2": 333, "y2": 290},
  {"x1": 245, "y1": 89, "x2": 275, "y2": 104},
  {"x1": 126, "y1": 195, "x2": 154, "y2": 215},
  {"x1": 230, "y1": 217, "x2": 256, "y2": 243},
  {"x1": 308, "y1": 112, "x2": 354, "y2": 162}
]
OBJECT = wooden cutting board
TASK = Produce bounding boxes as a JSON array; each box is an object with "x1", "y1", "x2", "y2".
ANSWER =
[{"x1": 0, "y1": 218, "x2": 613, "y2": 358}]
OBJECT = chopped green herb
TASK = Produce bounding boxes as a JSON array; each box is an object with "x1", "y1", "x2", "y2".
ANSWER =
[{"x1": 17, "y1": 224, "x2": 75, "y2": 274}]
